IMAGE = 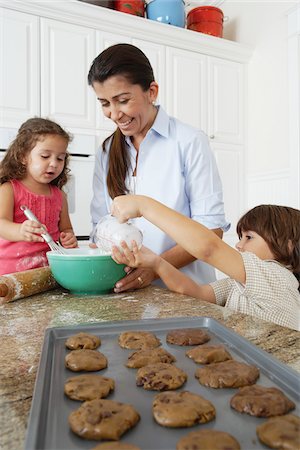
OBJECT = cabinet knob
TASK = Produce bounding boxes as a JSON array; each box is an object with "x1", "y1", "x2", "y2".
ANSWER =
[{"x1": 209, "y1": 135, "x2": 215, "y2": 140}]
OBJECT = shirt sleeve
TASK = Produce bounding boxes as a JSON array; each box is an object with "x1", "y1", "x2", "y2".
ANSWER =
[
  {"x1": 183, "y1": 131, "x2": 230, "y2": 231},
  {"x1": 210, "y1": 277, "x2": 236, "y2": 306},
  {"x1": 90, "y1": 144, "x2": 110, "y2": 239}
]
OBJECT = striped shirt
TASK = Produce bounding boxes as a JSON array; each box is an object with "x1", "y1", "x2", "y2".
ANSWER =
[{"x1": 210, "y1": 252, "x2": 300, "y2": 331}]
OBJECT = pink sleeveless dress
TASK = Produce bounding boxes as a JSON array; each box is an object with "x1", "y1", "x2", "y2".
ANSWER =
[{"x1": 0, "y1": 180, "x2": 63, "y2": 275}]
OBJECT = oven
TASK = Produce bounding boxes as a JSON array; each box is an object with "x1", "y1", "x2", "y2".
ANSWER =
[{"x1": 0, "y1": 128, "x2": 96, "y2": 241}]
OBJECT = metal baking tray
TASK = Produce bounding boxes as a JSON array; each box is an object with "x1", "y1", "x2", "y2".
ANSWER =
[{"x1": 25, "y1": 317, "x2": 300, "y2": 450}]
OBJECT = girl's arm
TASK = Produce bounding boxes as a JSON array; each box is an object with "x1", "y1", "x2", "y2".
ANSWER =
[
  {"x1": 0, "y1": 182, "x2": 44, "y2": 242},
  {"x1": 59, "y1": 193, "x2": 77, "y2": 248},
  {"x1": 111, "y1": 195, "x2": 246, "y2": 284},
  {"x1": 112, "y1": 242, "x2": 216, "y2": 303}
]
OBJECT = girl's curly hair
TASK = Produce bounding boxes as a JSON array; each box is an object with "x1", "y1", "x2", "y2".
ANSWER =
[
  {"x1": 236, "y1": 204, "x2": 300, "y2": 286},
  {"x1": 0, "y1": 117, "x2": 72, "y2": 189}
]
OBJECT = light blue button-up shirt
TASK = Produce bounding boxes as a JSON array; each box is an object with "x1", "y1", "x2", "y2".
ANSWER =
[{"x1": 91, "y1": 106, "x2": 230, "y2": 285}]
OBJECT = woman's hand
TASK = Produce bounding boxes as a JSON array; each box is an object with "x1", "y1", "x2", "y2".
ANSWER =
[
  {"x1": 111, "y1": 195, "x2": 143, "y2": 223},
  {"x1": 60, "y1": 231, "x2": 78, "y2": 248},
  {"x1": 111, "y1": 241, "x2": 161, "y2": 292}
]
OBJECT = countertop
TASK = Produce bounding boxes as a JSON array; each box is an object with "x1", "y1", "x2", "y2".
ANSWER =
[{"x1": 0, "y1": 285, "x2": 299, "y2": 450}]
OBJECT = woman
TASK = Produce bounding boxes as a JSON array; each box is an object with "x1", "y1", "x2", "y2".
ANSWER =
[{"x1": 88, "y1": 43, "x2": 229, "y2": 292}]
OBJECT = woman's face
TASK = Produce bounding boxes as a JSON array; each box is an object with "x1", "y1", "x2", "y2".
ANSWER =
[{"x1": 92, "y1": 75, "x2": 158, "y2": 142}]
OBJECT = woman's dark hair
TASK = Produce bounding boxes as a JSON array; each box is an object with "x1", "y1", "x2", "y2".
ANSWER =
[
  {"x1": 0, "y1": 117, "x2": 71, "y2": 189},
  {"x1": 88, "y1": 43, "x2": 155, "y2": 198},
  {"x1": 236, "y1": 204, "x2": 300, "y2": 287}
]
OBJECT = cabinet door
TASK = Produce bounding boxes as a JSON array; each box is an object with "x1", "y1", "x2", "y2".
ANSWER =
[
  {"x1": 132, "y1": 39, "x2": 166, "y2": 107},
  {"x1": 0, "y1": 9, "x2": 39, "y2": 128},
  {"x1": 213, "y1": 143, "x2": 244, "y2": 245},
  {"x1": 166, "y1": 47, "x2": 207, "y2": 130},
  {"x1": 208, "y1": 58, "x2": 244, "y2": 145},
  {"x1": 41, "y1": 18, "x2": 96, "y2": 129}
]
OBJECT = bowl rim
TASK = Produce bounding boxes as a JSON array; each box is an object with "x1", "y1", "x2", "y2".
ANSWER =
[{"x1": 46, "y1": 250, "x2": 113, "y2": 260}]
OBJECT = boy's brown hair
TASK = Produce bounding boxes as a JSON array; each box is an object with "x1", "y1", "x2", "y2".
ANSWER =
[
  {"x1": 237, "y1": 205, "x2": 300, "y2": 284},
  {"x1": 0, "y1": 117, "x2": 72, "y2": 189}
]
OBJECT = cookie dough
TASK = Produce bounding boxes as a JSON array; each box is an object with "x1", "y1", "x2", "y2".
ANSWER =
[
  {"x1": 126, "y1": 347, "x2": 176, "y2": 368},
  {"x1": 69, "y1": 399, "x2": 140, "y2": 440},
  {"x1": 186, "y1": 344, "x2": 232, "y2": 364},
  {"x1": 92, "y1": 443, "x2": 140, "y2": 450},
  {"x1": 65, "y1": 332, "x2": 101, "y2": 350},
  {"x1": 152, "y1": 390, "x2": 215, "y2": 427},
  {"x1": 166, "y1": 328, "x2": 210, "y2": 346},
  {"x1": 195, "y1": 360, "x2": 259, "y2": 388},
  {"x1": 256, "y1": 414, "x2": 300, "y2": 450},
  {"x1": 118, "y1": 331, "x2": 161, "y2": 350},
  {"x1": 64, "y1": 374, "x2": 114, "y2": 401},
  {"x1": 176, "y1": 429, "x2": 241, "y2": 450},
  {"x1": 230, "y1": 385, "x2": 295, "y2": 417},
  {"x1": 136, "y1": 363, "x2": 187, "y2": 390},
  {"x1": 65, "y1": 349, "x2": 108, "y2": 372}
]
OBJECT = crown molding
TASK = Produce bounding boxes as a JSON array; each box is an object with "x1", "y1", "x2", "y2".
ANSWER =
[{"x1": 0, "y1": 0, "x2": 253, "y2": 63}]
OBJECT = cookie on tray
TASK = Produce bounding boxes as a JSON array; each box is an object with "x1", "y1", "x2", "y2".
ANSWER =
[
  {"x1": 176, "y1": 429, "x2": 241, "y2": 450},
  {"x1": 118, "y1": 331, "x2": 161, "y2": 350},
  {"x1": 65, "y1": 349, "x2": 107, "y2": 372},
  {"x1": 256, "y1": 414, "x2": 300, "y2": 450},
  {"x1": 69, "y1": 398, "x2": 140, "y2": 440},
  {"x1": 152, "y1": 390, "x2": 216, "y2": 427},
  {"x1": 92, "y1": 443, "x2": 140, "y2": 450},
  {"x1": 166, "y1": 328, "x2": 210, "y2": 346},
  {"x1": 186, "y1": 344, "x2": 232, "y2": 364},
  {"x1": 126, "y1": 347, "x2": 176, "y2": 368},
  {"x1": 64, "y1": 374, "x2": 114, "y2": 401},
  {"x1": 195, "y1": 360, "x2": 259, "y2": 388},
  {"x1": 136, "y1": 363, "x2": 187, "y2": 390},
  {"x1": 65, "y1": 332, "x2": 101, "y2": 350},
  {"x1": 230, "y1": 385, "x2": 296, "y2": 417}
]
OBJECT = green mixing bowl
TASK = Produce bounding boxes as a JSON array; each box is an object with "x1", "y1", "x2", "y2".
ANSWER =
[{"x1": 47, "y1": 248, "x2": 126, "y2": 296}]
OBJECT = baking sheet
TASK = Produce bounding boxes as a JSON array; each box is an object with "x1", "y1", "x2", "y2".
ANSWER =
[{"x1": 25, "y1": 317, "x2": 300, "y2": 450}]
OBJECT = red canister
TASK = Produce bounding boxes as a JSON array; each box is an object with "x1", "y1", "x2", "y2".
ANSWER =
[
  {"x1": 187, "y1": 6, "x2": 224, "y2": 38},
  {"x1": 114, "y1": 0, "x2": 145, "y2": 17}
]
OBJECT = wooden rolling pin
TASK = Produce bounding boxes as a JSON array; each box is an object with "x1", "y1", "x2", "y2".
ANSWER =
[{"x1": 0, "y1": 266, "x2": 58, "y2": 304}]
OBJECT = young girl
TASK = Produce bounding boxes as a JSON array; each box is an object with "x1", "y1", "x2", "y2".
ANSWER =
[
  {"x1": 111, "y1": 195, "x2": 300, "y2": 331},
  {"x1": 0, "y1": 117, "x2": 77, "y2": 275}
]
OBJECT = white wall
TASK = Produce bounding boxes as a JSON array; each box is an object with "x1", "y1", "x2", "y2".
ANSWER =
[{"x1": 216, "y1": 1, "x2": 296, "y2": 207}]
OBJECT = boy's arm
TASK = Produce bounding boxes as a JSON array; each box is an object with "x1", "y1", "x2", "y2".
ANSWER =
[
  {"x1": 112, "y1": 195, "x2": 245, "y2": 284},
  {"x1": 112, "y1": 242, "x2": 216, "y2": 303},
  {"x1": 154, "y1": 257, "x2": 216, "y2": 302},
  {"x1": 0, "y1": 183, "x2": 44, "y2": 242},
  {"x1": 59, "y1": 193, "x2": 77, "y2": 248}
]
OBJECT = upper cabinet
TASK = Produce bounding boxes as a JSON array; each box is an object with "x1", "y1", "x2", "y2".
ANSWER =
[
  {"x1": 0, "y1": 9, "x2": 39, "y2": 128},
  {"x1": 208, "y1": 57, "x2": 244, "y2": 145},
  {"x1": 41, "y1": 18, "x2": 96, "y2": 130}
]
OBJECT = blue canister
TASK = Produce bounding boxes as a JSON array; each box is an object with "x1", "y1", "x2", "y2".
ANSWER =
[{"x1": 146, "y1": 0, "x2": 185, "y2": 28}]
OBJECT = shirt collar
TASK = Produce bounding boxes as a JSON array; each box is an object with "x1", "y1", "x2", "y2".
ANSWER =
[{"x1": 151, "y1": 106, "x2": 169, "y2": 138}]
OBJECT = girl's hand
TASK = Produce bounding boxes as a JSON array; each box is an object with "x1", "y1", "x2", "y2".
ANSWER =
[
  {"x1": 111, "y1": 195, "x2": 143, "y2": 223},
  {"x1": 60, "y1": 231, "x2": 78, "y2": 248},
  {"x1": 19, "y1": 220, "x2": 45, "y2": 242}
]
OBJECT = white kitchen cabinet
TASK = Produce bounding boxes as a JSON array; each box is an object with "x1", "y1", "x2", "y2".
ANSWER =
[
  {"x1": 166, "y1": 47, "x2": 207, "y2": 129},
  {"x1": 208, "y1": 57, "x2": 244, "y2": 145},
  {"x1": 0, "y1": 9, "x2": 39, "y2": 128},
  {"x1": 41, "y1": 18, "x2": 96, "y2": 130}
]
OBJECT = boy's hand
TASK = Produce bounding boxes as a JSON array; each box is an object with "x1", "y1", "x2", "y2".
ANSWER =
[
  {"x1": 111, "y1": 195, "x2": 143, "y2": 223},
  {"x1": 60, "y1": 231, "x2": 78, "y2": 248},
  {"x1": 19, "y1": 220, "x2": 45, "y2": 242},
  {"x1": 111, "y1": 241, "x2": 160, "y2": 270}
]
